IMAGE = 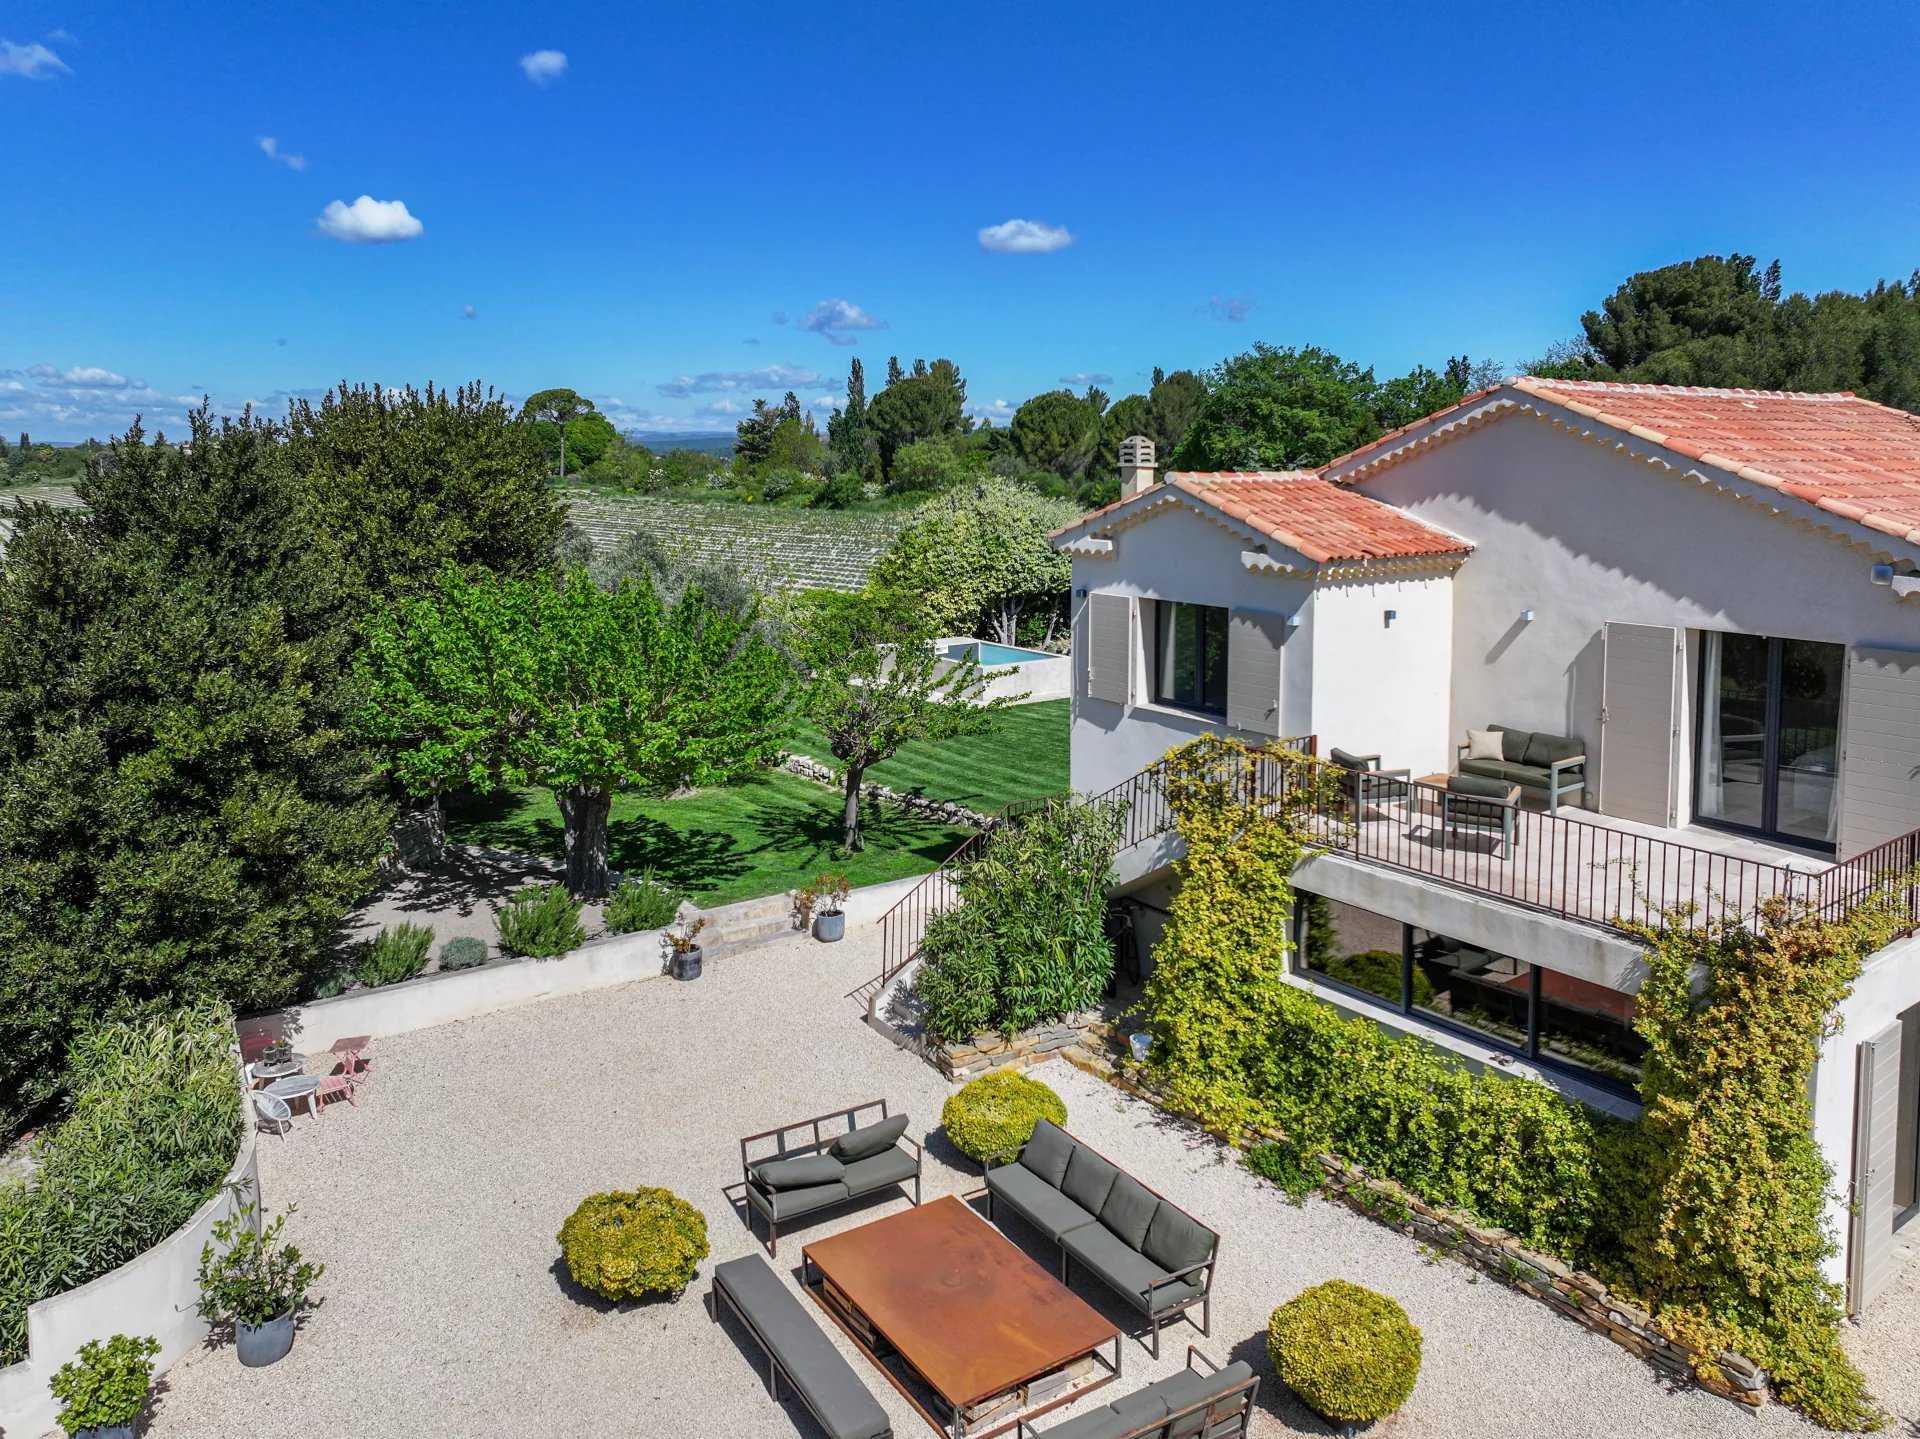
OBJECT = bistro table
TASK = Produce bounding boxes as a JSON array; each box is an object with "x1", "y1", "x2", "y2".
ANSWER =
[
  {"x1": 264, "y1": 1075, "x2": 322, "y2": 1118},
  {"x1": 250, "y1": 1053, "x2": 310, "y2": 1082}
]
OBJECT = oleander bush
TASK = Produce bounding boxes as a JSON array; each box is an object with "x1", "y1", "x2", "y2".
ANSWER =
[
  {"x1": 497, "y1": 882, "x2": 586, "y2": 958},
  {"x1": 49, "y1": 1332, "x2": 159, "y2": 1433},
  {"x1": 0, "y1": 1002, "x2": 244, "y2": 1365},
  {"x1": 940, "y1": 1070, "x2": 1068, "y2": 1163},
  {"x1": 914, "y1": 798, "x2": 1124, "y2": 1044},
  {"x1": 604, "y1": 870, "x2": 683, "y2": 934},
  {"x1": 1268, "y1": 1280, "x2": 1421, "y2": 1424},
  {"x1": 356, "y1": 921, "x2": 434, "y2": 987},
  {"x1": 438, "y1": 935, "x2": 489, "y2": 971},
  {"x1": 557, "y1": 1188, "x2": 709, "y2": 1302}
]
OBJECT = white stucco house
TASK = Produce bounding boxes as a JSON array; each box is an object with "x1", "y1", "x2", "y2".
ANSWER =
[{"x1": 1051, "y1": 384, "x2": 1920, "y2": 1312}]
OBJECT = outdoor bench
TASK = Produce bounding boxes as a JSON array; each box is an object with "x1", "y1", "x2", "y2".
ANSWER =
[
  {"x1": 985, "y1": 1118, "x2": 1218, "y2": 1357},
  {"x1": 1017, "y1": 1347, "x2": 1257, "y2": 1439},
  {"x1": 710, "y1": 1254, "x2": 892, "y2": 1439},
  {"x1": 1457, "y1": 723, "x2": 1586, "y2": 812},
  {"x1": 740, "y1": 1098, "x2": 922, "y2": 1256}
]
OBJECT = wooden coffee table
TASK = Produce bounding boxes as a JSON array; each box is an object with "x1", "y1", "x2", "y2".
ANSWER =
[{"x1": 803, "y1": 1196, "x2": 1121, "y2": 1438}]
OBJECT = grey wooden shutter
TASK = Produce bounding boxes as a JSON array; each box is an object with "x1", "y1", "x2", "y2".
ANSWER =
[
  {"x1": 1850, "y1": 1021, "x2": 1904, "y2": 1314},
  {"x1": 1086, "y1": 592, "x2": 1132, "y2": 705},
  {"x1": 1839, "y1": 646, "x2": 1920, "y2": 859},
  {"x1": 1227, "y1": 609, "x2": 1288, "y2": 737},
  {"x1": 1599, "y1": 621, "x2": 1680, "y2": 825}
]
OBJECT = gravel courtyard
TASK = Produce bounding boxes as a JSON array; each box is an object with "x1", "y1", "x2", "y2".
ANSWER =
[{"x1": 143, "y1": 923, "x2": 1897, "y2": 1439}]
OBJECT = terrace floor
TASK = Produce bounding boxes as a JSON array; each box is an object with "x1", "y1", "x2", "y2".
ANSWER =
[
  {"x1": 1326, "y1": 784, "x2": 1836, "y2": 934},
  {"x1": 141, "y1": 922, "x2": 1896, "y2": 1439}
]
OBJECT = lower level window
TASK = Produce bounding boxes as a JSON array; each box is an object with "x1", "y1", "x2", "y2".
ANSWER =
[
  {"x1": 1154, "y1": 602, "x2": 1228, "y2": 714},
  {"x1": 1292, "y1": 889, "x2": 1645, "y2": 1093}
]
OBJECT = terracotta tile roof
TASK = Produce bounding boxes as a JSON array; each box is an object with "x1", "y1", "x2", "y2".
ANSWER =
[
  {"x1": 1161, "y1": 471, "x2": 1471, "y2": 563},
  {"x1": 1501, "y1": 379, "x2": 1920, "y2": 545}
]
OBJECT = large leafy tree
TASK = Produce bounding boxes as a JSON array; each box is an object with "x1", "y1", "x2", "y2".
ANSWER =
[
  {"x1": 870, "y1": 479, "x2": 1078, "y2": 645},
  {"x1": 1173, "y1": 344, "x2": 1386, "y2": 470},
  {"x1": 798, "y1": 594, "x2": 1013, "y2": 851},
  {"x1": 357, "y1": 567, "x2": 793, "y2": 896},
  {"x1": 522, "y1": 386, "x2": 596, "y2": 476},
  {"x1": 1147, "y1": 367, "x2": 1206, "y2": 457},
  {"x1": 1010, "y1": 388, "x2": 1104, "y2": 481},
  {"x1": 285, "y1": 381, "x2": 565, "y2": 599},
  {"x1": 0, "y1": 411, "x2": 391, "y2": 1136},
  {"x1": 867, "y1": 358, "x2": 968, "y2": 480}
]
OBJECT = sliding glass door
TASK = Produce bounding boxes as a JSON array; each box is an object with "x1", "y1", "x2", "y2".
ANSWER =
[{"x1": 1695, "y1": 632, "x2": 1843, "y2": 850}]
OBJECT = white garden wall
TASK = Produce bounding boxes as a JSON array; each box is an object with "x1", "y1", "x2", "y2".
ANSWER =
[{"x1": 0, "y1": 1125, "x2": 259, "y2": 1439}]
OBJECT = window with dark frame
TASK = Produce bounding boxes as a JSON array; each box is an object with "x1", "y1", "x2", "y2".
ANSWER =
[
  {"x1": 1292, "y1": 890, "x2": 1646, "y2": 1094},
  {"x1": 1154, "y1": 601, "x2": 1229, "y2": 714}
]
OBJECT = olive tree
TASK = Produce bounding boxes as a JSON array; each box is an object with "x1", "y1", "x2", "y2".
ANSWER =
[{"x1": 357, "y1": 567, "x2": 793, "y2": 896}]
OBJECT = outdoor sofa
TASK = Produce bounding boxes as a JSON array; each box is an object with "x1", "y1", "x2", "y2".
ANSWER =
[
  {"x1": 1016, "y1": 1348, "x2": 1256, "y2": 1439},
  {"x1": 1457, "y1": 724, "x2": 1586, "y2": 812},
  {"x1": 740, "y1": 1099, "x2": 922, "y2": 1256},
  {"x1": 985, "y1": 1118, "x2": 1219, "y2": 1357},
  {"x1": 710, "y1": 1254, "x2": 891, "y2": 1439}
]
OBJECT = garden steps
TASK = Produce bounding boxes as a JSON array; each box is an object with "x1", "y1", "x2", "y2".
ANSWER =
[{"x1": 694, "y1": 891, "x2": 800, "y2": 961}]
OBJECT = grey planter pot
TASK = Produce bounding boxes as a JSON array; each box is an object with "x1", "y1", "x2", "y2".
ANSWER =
[
  {"x1": 73, "y1": 1426, "x2": 135, "y2": 1439},
  {"x1": 670, "y1": 945, "x2": 703, "y2": 981},
  {"x1": 813, "y1": 911, "x2": 846, "y2": 943},
  {"x1": 236, "y1": 1309, "x2": 296, "y2": 1367}
]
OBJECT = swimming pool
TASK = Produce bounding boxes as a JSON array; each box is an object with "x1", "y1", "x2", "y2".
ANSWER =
[{"x1": 940, "y1": 640, "x2": 1058, "y2": 665}]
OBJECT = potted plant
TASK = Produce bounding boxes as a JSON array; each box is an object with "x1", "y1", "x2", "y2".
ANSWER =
[
  {"x1": 196, "y1": 1200, "x2": 325, "y2": 1368},
  {"x1": 810, "y1": 872, "x2": 850, "y2": 942},
  {"x1": 49, "y1": 1333, "x2": 159, "y2": 1439},
  {"x1": 664, "y1": 915, "x2": 708, "y2": 980},
  {"x1": 790, "y1": 880, "x2": 818, "y2": 933}
]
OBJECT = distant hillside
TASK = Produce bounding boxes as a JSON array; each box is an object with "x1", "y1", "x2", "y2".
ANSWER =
[
  {"x1": 627, "y1": 431, "x2": 734, "y2": 457},
  {"x1": 564, "y1": 493, "x2": 906, "y2": 593}
]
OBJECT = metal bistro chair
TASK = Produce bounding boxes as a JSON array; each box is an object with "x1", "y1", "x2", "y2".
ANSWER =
[{"x1": 251, "y1": 1089, "x2": 294, "y2": 1138}]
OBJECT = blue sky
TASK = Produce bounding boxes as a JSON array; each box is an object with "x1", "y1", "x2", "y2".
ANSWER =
[{"x1": 5, "y1": 0, "x2": 1920, "y2": 441}]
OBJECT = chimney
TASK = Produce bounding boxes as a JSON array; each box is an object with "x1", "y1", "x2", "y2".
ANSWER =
[{"x1": 1119, "y1": 435, "x2": 1157, "y2": 497}]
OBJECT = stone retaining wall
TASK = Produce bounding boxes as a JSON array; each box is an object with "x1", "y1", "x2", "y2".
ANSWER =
[
  {"x1": 929, "y1": 1013, "x2": 1102, "y2": 1080},
  {"x1": 780, "y1": 753, "x2": 996, "y2": 830},
  {"x1": 1053, "y1": 1044, "x2": 1770, "y2": 1412}
]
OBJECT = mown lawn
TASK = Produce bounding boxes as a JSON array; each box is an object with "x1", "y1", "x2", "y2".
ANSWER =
[
  {"x1": 444, "y1": 769, "x2": 971, "y2": 907},
  {"x1": 788, "y1": 698, "x2": 1070, "y2": 814}
]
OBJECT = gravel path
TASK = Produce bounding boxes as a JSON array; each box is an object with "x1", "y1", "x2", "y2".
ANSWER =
[{"x1": 140, "y1": 923, "x2": 1881, "y2": 1439}]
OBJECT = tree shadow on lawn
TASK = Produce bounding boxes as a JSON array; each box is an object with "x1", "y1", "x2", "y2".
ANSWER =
[
  {"x1": 742, "y1": 794, "x2": 966, "y2": 868},
  {"x1": 603, "y1": 813, "x2": 752, "y2": 897}
]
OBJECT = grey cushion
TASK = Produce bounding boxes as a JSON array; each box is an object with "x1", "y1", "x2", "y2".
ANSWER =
[
  {"x1": 1062, "y1": 1145, "x2": 1120, "y2": 1215},
  {"x1": 1457, "y1": 757, "x2": 1535, "y2": 786},
  {"x1": 1143, "y1": 1202, "x2": 1215, "y2": 1277},
  {"x1": 1153, "y1": 1361, "x2": 1255, "y2": 1439},
  {"x1": 1032, "y1": 1407, "x2": 1132, "y2": 1439},
  {"x1": 713, "y1": 1255, "x2": 890, "y2": 1439},
  {"x1": 1523, "y1": 731, "x2": 1584, "y2": 769},
  {"x1": 987, "y1": 1162, "x2": 1099, "y2": 1242},
  {"x1": 1448, "y1": 773, "x2": 1517, "y2": 802},
  {"x1": 753, "y1": 1154, "x2": 845, "y2": 1190},
  {"x1": 830, "y1": 1112, "x2": 909, "y2": 1160},
  {"x1": 1108, "y1": 1387, "x2": 1172, "y2": 1427},
  {"x1": 1019, "y1": 1118, "x2": 1075, "y2": 1186},
  {"x1": 841, "y1": 1145, "x2": 917, "y2": 1195},
  {"x1": 1493, "y1": 725, "x2": 1533, "y2": 762},
  {"x1": 1328, "y1": 746, "x2": 1369, "y2": 771},
  {"x1": 761, "y1": 1181, "x2": 851, "y2": 1222},
  {"x1": 1064, "y1": 1223, "x2": 1203, "y2": 1313},
  {"x1": 1098, "y1": 1173, "x2": 1161, "y2": 1251}
]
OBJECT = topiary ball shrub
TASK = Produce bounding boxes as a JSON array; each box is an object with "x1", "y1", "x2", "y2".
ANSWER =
[
  {"x1": 439, "y1": 936, "x2": 489, "y2": 971},
  {"x1": 497, "y1": 883, "x2": 586, "y2": 958},
  {"x1": 557, "y1": 1188, "x2": 709, "y2": 1302},
  {"x1": 941, "y1": 1070, "x2": 1068, "y2": 1163},
  {"x1": 1268, "y1": 1280, "x2": 1422, "y2": 1425}
]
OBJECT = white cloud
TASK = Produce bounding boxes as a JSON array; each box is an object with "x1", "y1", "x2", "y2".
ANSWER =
[
  {"x1": 462, "y1": 304, "x2": 478, "y2": 319},
  {"x1": 695, "y1": 399, "x2": 745, "y2": 418},
  {"x1": 257, "y1": 136, "x2": 308, "y2": 171},
  {"x1": 969, "y1": 399, "x2": 1017, "y2": 425},
  {"x1": 1059, "y1": 372, "x2": 1112, "y2": 388},
  {"x1": 518, "y1": 49, "x2": 567, "y2": 85},
  {"x1": 798, "y1": 299, "x2": 885, "y2": 347},
  {"x1": 316, "y1": 195, "x2": 423, "y2": 244},
  {"x1": 656, "y1": 364, "x2": 826, "y2": 398},
  {"x1": 0, "y1": 40, "x2": 69, "y2": 78},
  {"x1": 978, "y1": 218, "x2": 1072, "y2": 254},
  {"x1": 45, "y1": 28, "x2": 76, "y2": 44},
  {"x1": 1209, "y1": 294, "x2": 1255, "y2": 323},
  {"x1": 811, "y1": 394, "x2": 836, "y2": 409}
]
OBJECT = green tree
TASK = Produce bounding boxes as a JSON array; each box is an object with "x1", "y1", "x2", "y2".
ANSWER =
[
  {"x1": 868, "y1": 358, "x2": 968, "y2": 480},
  {"x1": 827, "y1": 357, "x2": 869, "y2": 474},
  {"x1": 733, "y1": 398, "x2": 780, "y2": 471},
  {"x1": 1148, "y1": 368, "x2": 1206, "y2": 456},
  {"x1": 889, "y1": 437, "x2": 966, "y2": 493},
  {"x1": 870, "y1": 479, "x2": 1078, "y2": 645},
  {"x1": 0, "y1": 411, "x2": 391, "y2": 1137},
  {"x1": 563, "y1": 411, "x2": 618, "y2": 471},
  {"x1": 1172, "y1": 344, "x2": 1384, "y2": 470},
  {"x1": 797, "y1": 594, "x2": 1013, "y2": 851},
  {"x1": 285, "y1": 381, "x2": 565, "y2": 599},
  {"x1": 356, "y1": 567, "x2": 793, "y2": 897},
  {"x1": 1582, "y1": 254, "x2": 1782, "y2": 381},
  {"x1": 1010, "y1": 388, "x2": 1104, "y2": 481}
]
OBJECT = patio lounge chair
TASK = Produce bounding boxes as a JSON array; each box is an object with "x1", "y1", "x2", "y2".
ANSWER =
[
  {"x1": 710, "y1": 1254, "x2": 891, "y2": 1439},
  {"x1": 985, "y1": 1119, "x2": 1218, "y2": 1357},
  {"x1": 1016, "y1": 1347, "x2": 1257, "y2": 1439},
  {"x1": 1438, "y1": 774, "x2": 1520, "y2": 858},
  {"x1": 1329, "y1": 747, "x2": 1411, "y2": 818},
  {"x1": 250, "y1": 1089, "x2": 294, "y2": 1138},
  {"x1": 740, "y1": 1100, "x2": 923, "y2": 1257}
]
